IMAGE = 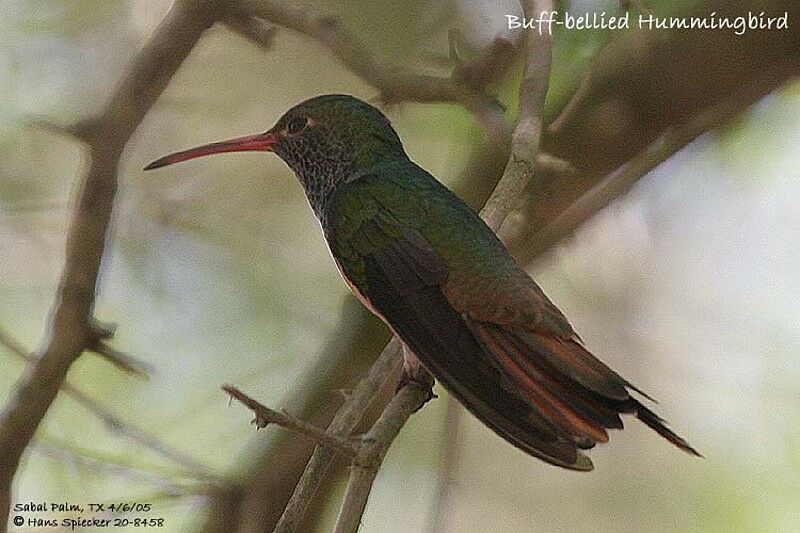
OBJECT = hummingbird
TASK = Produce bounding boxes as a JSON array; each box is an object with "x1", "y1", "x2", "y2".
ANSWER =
[{"x1": 145, "y1": 94, "x2": 699, "y2": 470}]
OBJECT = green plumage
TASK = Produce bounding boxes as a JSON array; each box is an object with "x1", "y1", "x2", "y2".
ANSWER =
[
  {"x1": 326, "y1": 161, "x2": 490, "y2": 289},
  {"x1": 326, "y1": 160, "x2": 576, "y2": 338},
  {"x1": 146, "y1": 94, "x2": 699, "y2": 469}
]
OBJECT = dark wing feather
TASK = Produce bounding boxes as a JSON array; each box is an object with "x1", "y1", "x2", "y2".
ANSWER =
[
  {"x1": 329, "y1": 174, "x2": 699, "y2": 466},
  {"x1": 363, "y1": 229, "x2": 593, "y2": 470},
  {"x1": 361, "y1": 227, "x2": 700, "y2": 464}
]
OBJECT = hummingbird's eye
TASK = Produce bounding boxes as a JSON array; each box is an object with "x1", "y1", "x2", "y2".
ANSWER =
[{"x1": 286, "y1": 117, "x2": 308, "y2": 135}]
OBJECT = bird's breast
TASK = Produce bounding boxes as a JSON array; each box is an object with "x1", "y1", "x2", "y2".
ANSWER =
[{"x1": 328, "y1": 250, "x2": 386, "y2": 323}]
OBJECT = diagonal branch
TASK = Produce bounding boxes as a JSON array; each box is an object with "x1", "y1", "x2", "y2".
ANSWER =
[
  {"x1": 515, "y1": 91, "x2": 753, "y2": 259},
  {"x1": 271, "y1": 338, "x2": 402, "y2": 533},
  {"x1": 331, "y1": 382, "x2": 433, "y2": 533},
  {"x1": 86, "y1": 341, "x2": 154, "y2": 378},
  {"x1": 0, "y1": 0, "x2": 227, "y2": 526}
]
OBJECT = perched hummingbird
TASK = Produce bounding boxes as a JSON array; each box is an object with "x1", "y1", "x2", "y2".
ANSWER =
[{"x1": 145, "y1": 94, "x2": 699, "y2": 470}]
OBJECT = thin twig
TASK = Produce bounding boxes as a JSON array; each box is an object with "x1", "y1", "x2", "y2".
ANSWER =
[
  {"x1": 88, "y1": 341, "x2": 154, "y2": 378},
  {"x1": 518, "y1": 92, "x2": 750, "y2": 259},
  {"x1": 223, "y1": 385, "x2": 359, "y2": 457},
  {"x1": 0, "y1": 327, "x2": 224, "y2": 485}
]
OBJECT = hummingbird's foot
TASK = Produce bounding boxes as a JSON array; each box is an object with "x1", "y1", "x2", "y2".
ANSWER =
[
  {"x1": 398, "y1": 343, "x2": 436, "y2": 410},
  {"x1": 396, "y1": 368, "x2": 436, "y2": 411}
]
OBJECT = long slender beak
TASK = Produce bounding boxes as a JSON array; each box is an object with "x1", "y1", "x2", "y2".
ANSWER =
[{"x1": 143, "y1": 131, "x2": 277, "y2": 170}]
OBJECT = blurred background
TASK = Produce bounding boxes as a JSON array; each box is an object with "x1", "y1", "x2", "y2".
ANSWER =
[{"x1": 1, "y1": 0, "x2": 799, "y2": 532}]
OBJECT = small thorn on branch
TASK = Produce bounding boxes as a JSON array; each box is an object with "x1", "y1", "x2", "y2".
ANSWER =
[
  {"x1": 87, "y1": 342, "x2": 154, "y2": 379},
  {"x1": 224, "y1": 15, "x2": 278, "y2": 50},
  {"x1": 83, "y1": 319, "x2": 152, "y2": 378},
  {"x1": 89, "y1": 319, "x2": 117, "y2": 340},
  {"x1": 222, "y1": 385, "x2": 359, "y2": 457},
  {"x1": 535, "y1": 153, "x2": 576, "y2": 178},
  {"x1": 26, "y1": 115, "x2": 98, "y2": 143}
]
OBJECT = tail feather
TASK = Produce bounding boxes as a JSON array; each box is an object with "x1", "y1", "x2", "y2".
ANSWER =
[
  {"x1": 469, "y1": 321, "x2": 700, "y2": 458},
  {"x1": 635, "y1": 403, "x2": 703, "y2": 457},
  {"x1": 473, "y1": 323, "x2": 612, "y2": 445},
  {"x1": 505, "y1": 331, "x2": 625, "y2": 430}
]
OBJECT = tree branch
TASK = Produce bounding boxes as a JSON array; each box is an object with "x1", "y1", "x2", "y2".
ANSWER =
[
  {"x1": 331, "y1": 383, "x2": 433, "y2": 533},
  {"x1": 0, "y1": 0, "x2": 226, "y2": 526},
  {"x1": 516, "y1": 91, "x2": 752, "y2": 259},
  {"x1": 481, "y1": 0, "x2": 553, "y2": 233},
  {"x1": 235, "y1": 0, "x2": 506, "y2": 136},
  {"x1": 271, "y1": 339, "x2": 402, "y2": 533},
  {"x1": 87, "y1": 342, "x2": 152, "y2": 378}
]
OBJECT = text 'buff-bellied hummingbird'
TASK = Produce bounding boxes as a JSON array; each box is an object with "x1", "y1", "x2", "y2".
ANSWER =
[{"x1": 145, "y1": 94, "x2": 699, "y2": 470}]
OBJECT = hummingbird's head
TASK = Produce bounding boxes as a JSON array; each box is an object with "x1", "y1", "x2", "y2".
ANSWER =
[
  {"x1": 270, "y1": 94, "x2": 406, "y2": 176},
  {"x1": 144, "y1": 95, "x2": 406, "y2": 213}
]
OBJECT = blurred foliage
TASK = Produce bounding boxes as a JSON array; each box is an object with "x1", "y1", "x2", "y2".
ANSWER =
[{"x1": 1, "y1": 0, "x2": 799, "y2": 532}]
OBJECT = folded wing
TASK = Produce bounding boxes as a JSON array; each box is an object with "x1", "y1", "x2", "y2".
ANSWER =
[{"x1": 328, "y1": 173, "x2": 699, "y2": 469}]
